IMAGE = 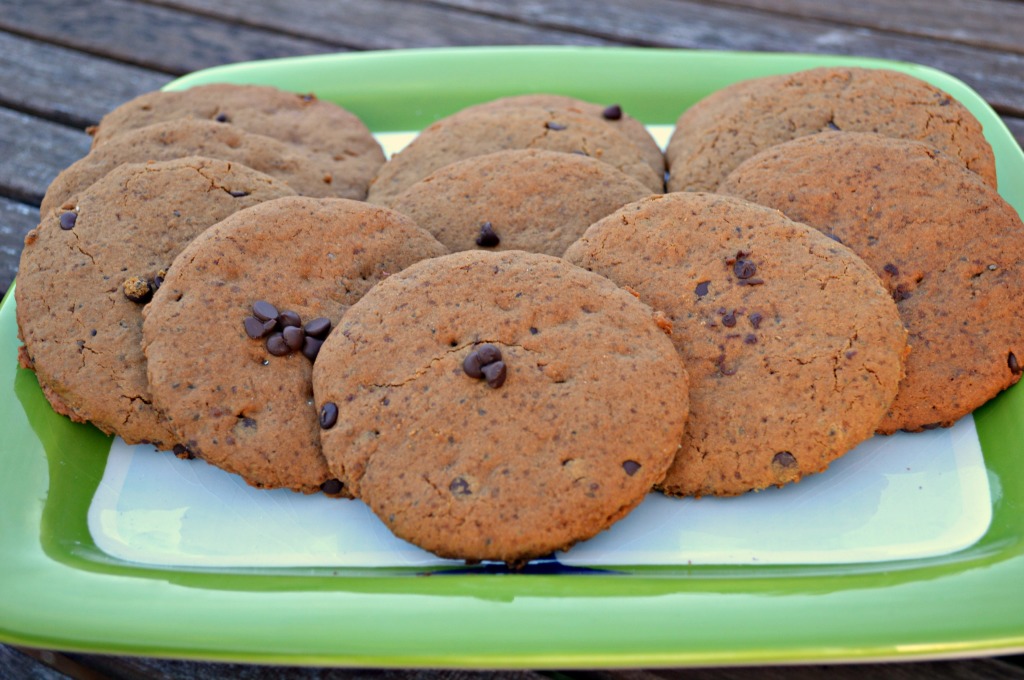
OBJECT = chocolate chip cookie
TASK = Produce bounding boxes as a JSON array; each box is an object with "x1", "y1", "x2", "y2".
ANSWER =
[
  {"x1": 142, "y1": 196, "x2": 448, "y2": 494},
  {"x1": 88, "y1": 82, "x2": 385, "y2": 199},
  {"x1": 16, "y1": 157, "x2": 297, "y2": 448},
  {"x1": 665, "y1": 67, "x2": 997, "y2": 192},
  {"x1": 465, "y1": 94, "x2": 666, "y2": 178},
  {"x1": 565, "y1": 192, "x2": 908, "y2": 497},
  {"x1": 367, "y1": 105, "x2": 664, "y2": 205},
  {"x1": 719, "y1": 131, "x2": 1024, "y2": 433},
  {"x1": 311, "y1": 250, "x2": 689, "y2": 565},
  {"x1": 388, "y1": 149, "x2": 653, "y2": 256},
  {"x1": 42, "y1": 118, "x2": 366, "y2": 216}
]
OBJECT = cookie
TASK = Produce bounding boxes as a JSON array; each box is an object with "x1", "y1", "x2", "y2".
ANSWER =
[
  {"x1": 88, "y1": 83, "x2": 384, "y2": 197},
  {"x1": 311, "y1": 250, "x2": 689, "y2": 565},
  {"x1": 665, "y1": 67, "x2": 997, "y2": 192},
  {"x1": 42, "y1": 118, "x2": 367, "y2": 216},
  {"x1": 15, "y1": 157, "x2": 297, "y2": 448},
  {"x1": 142, "y1": 196, "x2": 448, "y2": 494},
  {"x1": 387, "y1": 149, "x2": 653, "y2": 256},
  {"x1": 466, "y1": 94, "x2": 666, "y2": 178},
  {"x1": 719, "y1": 131, "x2": 1024, "y2": 433},
  {"x1": 565, "y1": 192, "x2": 908, "y2": 497},
  {"x1": 367, "y1": 105, "x2": 664, "y2": 205}
]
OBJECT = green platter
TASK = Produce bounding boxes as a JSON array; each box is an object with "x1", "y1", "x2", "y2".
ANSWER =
[{"x1": 1, "y1": 47, "x2": 1023, "y2": 668}]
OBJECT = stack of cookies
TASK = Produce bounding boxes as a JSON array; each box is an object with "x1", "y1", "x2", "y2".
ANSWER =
[{"x1": 15, "y1": 67, "x2": 1024, "y2": 567}]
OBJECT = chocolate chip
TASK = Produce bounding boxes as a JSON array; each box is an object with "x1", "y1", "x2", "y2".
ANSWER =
[
  {"x1": 602, "y1": 104, "x2": 623, "y2": 120},
  {"x1": 825, "y1": 232, "x2": 844, "y2": 244},
  {"x1": 277, "y1": 310, "x2": 302, "y2": 328},
  {"x1": 304, "y1": 317, "x2": 331, "y2": 339},
  {"x1": 772, "y1": 451, "x2": 797, "y2": 469},
  {"x1": 738, "y1": 278, "x2": 764, "y2": 286},
  {"x1": 449, "y1": 477, "x2": 471, "y2": 496},
  {"x1": 545, "y1": 121, "x2": 567, "y2": 130},
  {"x1": 733, "y1": 259, "x2": 757, "y2": 279},
  {"x1": 722, "y1": 311, "x2": 737, "y2": 328},
  {"x1": 695, "y1": 280, "x2": 710, "y2": 297},
  {"x1": 481, "y1": 360, "x2": 507, "y2": 388},
  {"x1": 529, "y1": 326, "x2": 539, "y2": 335},
  {"x1": 1010, "y1": 352, "x2": 1021, "y2": 375},
  {"x1": 892, "y1": 284, "x2": 913, "y2": 302},
  {"x1": 172, "y1": 443, "x2": 194, "y2": 460},
  {"x1": 282, "y1": 325, "x2": 305, "y2": 350},
  {"x1": 152, "y1": 269, "x2": 167, "y2": 290},
  {"x1": 463, "y1": 344, "x2": 502, "y2": 378},
  {"x1": 228, "y1": 190, "x2": 250, "y2": 198},
  {"x1": 302, "y1": 336, "x2": 324, "y2": 361},
  {"x1": 215, "y1": 113, "x2": 230, "y2": 123},
  {"x1": 266, "y1": 333, "x2": 290, "y2": 356},
  {"x1": 475, "y1": 221, "x2": 500, "y2": 248},
  {"x1": 122, "y1": 276, "x2": 152, "y2": 303},
  {"x1": 243, "y1": 315, "x2": 269, "y2": 339},
  {"x1": 319, "y1": 402, "x2": 338, "y2": 429},
  {"x1": 252, "y1": 300, "x2": 278, "y2": 322},
  {"x1": 320, "y1": 478, "x2": 343, "y2": 495},
  {"x1": 59, "y1": 211, "x2": 78, "y2": 230},
  {"x1": 826, "y1": 120, "x2": 841, "y2": 130},
  {"x1": 748, "y1": 312, "x2": 763, "y2": 329},
  {"x1": 622, "y1": 460, "x2": 641, "y2": 476},
  {"x1": 883, "y1": 263, "x2": 899, "y2": 276},
  {"x1": 744, "y1": 334, "x2": 757, "y2": 345}
]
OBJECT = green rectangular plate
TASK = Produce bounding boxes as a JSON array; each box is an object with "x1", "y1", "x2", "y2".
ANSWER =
[{"x1": 2, "y1": 47, "x2": 1023, "y2": 668}]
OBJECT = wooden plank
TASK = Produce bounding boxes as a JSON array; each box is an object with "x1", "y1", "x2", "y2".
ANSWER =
[
  {"x1": 423, "y1": 0, "x2": 1024, "y2": 116},
  {"x1": 0, "y1": 0, "x2": 339, "y2": 75},
  {"x1": 0, "y1": 198, "x2": 36, "y2": 298},
  {"x1": 0, "y1": 107, "x2": 91, "y2": 207},
  {"x1": 141, "y1": 0, "x2": 612, "y2": 48},
  {"x1": 571, "y1": 658, "x2": 1024, "y2": 679},
  {"x1": 64, "y1": 651, "x2": 555, "y2": 680},
  {"x1": 0, "y1": 646, "x2": 69, "y2": 680},
  {"x1": 709, "y1": 0, "x2": 1024, "y2": 55},
  {"x1": 0, "y1": 31, "x2": 170, "y2": 129}
]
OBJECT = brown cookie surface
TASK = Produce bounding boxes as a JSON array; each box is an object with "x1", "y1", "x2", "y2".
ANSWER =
[
  {"x1": 665, "y1": 67, "x2": 997, "y2": 192},
  {"x1": 15, "y1": 157, "x2": 297, "y2": 448},
  {"x1": 466, "y1": 94, "x2": 666, "y2": 178},
  {"x1": 142, "y1": 197, "x2": 448, "y2": 494},
  {"x1": 311, "y1": 250, "x2": 689, "y2": 565},
  {"x1": 89, "y1": 83, "x2": 384, "y2": 196},
  {"x1": 388, "y1": 149, "x2": 653, "y2": 257},
  {"x1": 43, "y1": 118, "x2": 369, "y2": 216},
  {"x1": 565, "y1": 192, "x2": 908, "y2": 497},
  {"x1": 367, "y1": 105, "x2": 664, "y2": 205},
  {"x1": 719, "y1": 131, "x2": 1024, "y2": 432}
]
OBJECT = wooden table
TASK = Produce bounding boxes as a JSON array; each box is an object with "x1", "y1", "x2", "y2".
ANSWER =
[{"x1": 2, "y1": 1, "x2": 1023, "y2": 677}]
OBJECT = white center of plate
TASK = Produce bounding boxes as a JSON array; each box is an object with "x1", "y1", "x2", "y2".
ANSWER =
[{"x1": 88, "y1": 416, "x2": 991, "y2": 568}]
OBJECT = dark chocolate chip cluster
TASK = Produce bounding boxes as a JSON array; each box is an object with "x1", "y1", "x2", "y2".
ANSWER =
[
  {"x1": 243, "y1": 300, "x2": 331, "y2": 362},
  {"x1": 462, "y1": 343, "x2": 507, "y2": 388}
]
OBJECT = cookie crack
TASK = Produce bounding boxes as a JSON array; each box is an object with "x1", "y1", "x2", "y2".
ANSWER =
[{"x1": 369, "y1": 340, "x2": 530, "y2": 389}]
